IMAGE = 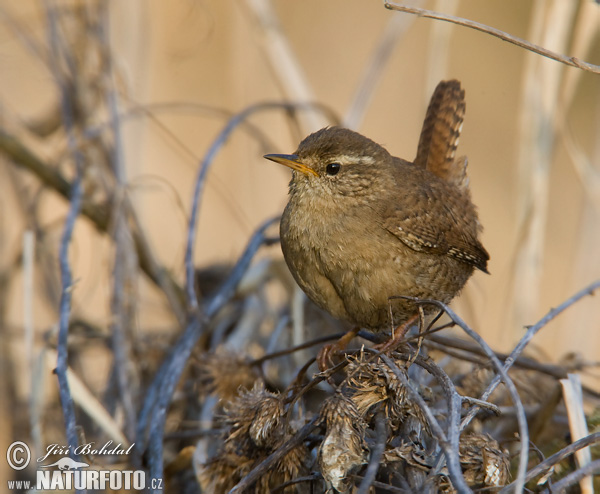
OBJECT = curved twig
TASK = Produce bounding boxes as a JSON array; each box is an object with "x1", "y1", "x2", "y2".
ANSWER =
[
  {"x1": 357, "y1": 411, "x2": 388, "y2": 494},
  {"x1": 398, "y1": 297, "x2": 529, "y2": 494},
  {"x1": 142, "y1": 217, "x2": 278, "y2": 488},
  {"x1": 183, "y1": 101, "x2": 337, "y2": 310},
  {"x1": 384, "y1": 3, "x2": 600, "y2": 75},
  {"x1": 229, "y1": 416, "x2": 321, "y2": 494},
  {"x1": 501, "y1": 432, "x2": 600, "y2": 492},
  {"x1": 380, "y1": 354, "x2": 470, "y2": 494},
  {"x1": 550, "y1": 458, "x2": 600, "y2": 493}
]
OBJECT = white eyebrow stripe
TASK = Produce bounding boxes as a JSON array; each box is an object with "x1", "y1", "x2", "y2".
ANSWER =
[{"x1": 334, "y1": 154, "x2": 375, "y2": 165}]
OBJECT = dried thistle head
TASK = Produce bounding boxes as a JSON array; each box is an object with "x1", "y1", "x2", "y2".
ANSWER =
[
  {"x1": 200, "y1": 442, "x2": 311, "y2": 494},
  {"x1": 458, "y1": 364, "x2": 557, "y2": 407},
  {"x1": 347, "y1": 354, "x2": 426, "y2": 430},
  {"x1": 256, "y1": 442, "x2": 312, "y2": 494},
  {"x1": 318, "y1": 393, "x2": 368, "y2": 493},
  {"x1": 196, "y1": 347, "x2": 260, "y2": 401},
  {"x1": 224, "y1": 382, "x2": 285, "y2": 448},
  {"x1": 198, "y1": 383, "x2": 310, "y2": 493},
  {"x1": 197, "y1": 451, "x2": 254, "y2": 494},
  {"x1": 459, "y1": 432, "x2": 510, "y2": 488}
]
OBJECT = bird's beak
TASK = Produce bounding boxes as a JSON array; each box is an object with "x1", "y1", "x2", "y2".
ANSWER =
[{"x1": 263, "y1": 154, "x2": 318, "y2": 177}]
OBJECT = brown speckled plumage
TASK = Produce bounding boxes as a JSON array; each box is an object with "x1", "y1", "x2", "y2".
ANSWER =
[{"x1": 266, "y1": 80, "x2": 488, "y2": 331}]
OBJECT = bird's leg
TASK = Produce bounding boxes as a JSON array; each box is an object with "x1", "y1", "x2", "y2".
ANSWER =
[
  {"x1": 317, "y1": 326, "x2": 361, "y2": 372},
  {"x1": 373, "y1": 314, "x2": 419, "y2": 354}
]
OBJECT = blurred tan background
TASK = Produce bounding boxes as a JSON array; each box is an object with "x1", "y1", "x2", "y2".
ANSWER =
[{"x1": 1, "y1": 0, "x2": 599, "y2": 400}]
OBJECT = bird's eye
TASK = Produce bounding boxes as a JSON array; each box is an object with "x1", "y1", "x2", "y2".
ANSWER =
[{"x1": 325, "y1": 162, "x2": 341, "y2": 176}]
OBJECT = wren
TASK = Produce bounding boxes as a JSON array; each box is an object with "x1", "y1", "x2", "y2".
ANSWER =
[{"x1": 265, "y1": 80, "x2": 489, "y2": 332}]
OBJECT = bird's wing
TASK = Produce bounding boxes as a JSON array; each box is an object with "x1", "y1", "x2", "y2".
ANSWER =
[
  {"x1": 382, "y1": 182, "x2": 489, "y2": 273},
  {"x1": 414, "y1": 80, "x2": 468, "y2": 189}
]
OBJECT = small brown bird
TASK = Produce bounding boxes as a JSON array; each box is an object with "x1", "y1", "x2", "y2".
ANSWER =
[{"x1": 265, "y1": 80, "x2": 488, "y2": 333}]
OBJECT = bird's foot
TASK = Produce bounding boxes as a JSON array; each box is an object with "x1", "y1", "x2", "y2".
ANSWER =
[
  {"x1": 372, "y1": 314, "x2": 418, "y2": 354},
  {"x1": 317, "y1": 326, "x2": 361, "y2": 372}
]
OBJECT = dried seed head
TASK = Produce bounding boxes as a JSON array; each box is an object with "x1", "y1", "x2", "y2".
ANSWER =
[
  {"x1": 197, "y1": 452, "x2": 254, "y2": 494},
  {"x1": 257, "y1": 442, "x2": 312, "y2": 494},
  {"x1": 197, "y1": 347, "x2": 260, "y2": 401},
  {"x1": 225, "y1": 383, "x2": 285, "y2": 448},
  {"x1": 460, "y1": 433, "x2": 510, "y2": 488},
  {"x1": 199, "y1": 383, "x2": 311, "y2": 493},
  {"x1": 347, "y1": 354, "x2": 426, "y2": 430},
  {"x1": 318, "y1": 393, "x2": 367, "y2": 493}
]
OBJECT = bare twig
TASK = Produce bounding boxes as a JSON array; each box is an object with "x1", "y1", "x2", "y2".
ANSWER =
[
  {"x1": 397, "y1": 297, "x2": 529, "y2": 494},
  {"x1": 463, "y1": 279, "x2": 600, "y2": 426},
  {"x1": 502, "y1": 432, "x2": 600, "y2": 490},
  {"x1": 142, "y1": 216, "x2": 279, "y2": 488},
  {"x1": 380, "y1": 354, "x2": 469, "y2": 494},
  {"x1": 550, "y1": 458, "x2": 600, "y2": 493},
  {"x1": 357, "y1": 411, "x2": 387, "y2": 494},
  {"x1": 228, "y1": 416, "x2": 320, "y2": 494},
  {"x1": 44, "y1": 0, "x2": 84, "y2": 473},
  {"x1": 183, "y1": 101, "x2": 334, "y2": 311},
  {"x1": 383, "y1": 2, "x2": 600, "y2": 74}
]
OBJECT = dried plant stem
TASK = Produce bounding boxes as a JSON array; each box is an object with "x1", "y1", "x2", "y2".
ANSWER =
[
  {"x1": 243, "y1": 0, "x2": 327, "y2": 132},
  {"x1": 142, "y1": 217, "x2": 279, "y2": 488},
  {"x1": 344, "y1": 11, "x2": 419, "y2": 130},
  {"x1": 229, "y1": 416, "x2": 320, "y2": 494},
  {"x1": 399, "y1": 297, "x2": 529, "y2": 493},
  {"x1": 44, "y1": 0, "x2": 84, "y2": 473},
  {"x1": 383, "y1": 2, "x2": 600, "y2": 74},
  {"x1": 357, "y1": 411, "x2": 387, "y2": 494},
  {"x1": 550, "y1": 459, "x2": 600, "y2": 493},
  {"x1": 504, "y1": 432, "x2": 600, "y2": 489},
  {"x1": 560, "y1": 374, "x2": 593, "y2": 494},
  {"x1": 512, "y1": 0, "x2": 577, "y2": 329},
  {"x1": 380, "y1": 354, "x2": 468, "y2": 493}
]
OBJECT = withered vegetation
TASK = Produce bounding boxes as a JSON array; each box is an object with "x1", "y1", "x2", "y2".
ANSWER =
[{"x1": 0, "y1": 2, "x2": 599, "y2": 494}]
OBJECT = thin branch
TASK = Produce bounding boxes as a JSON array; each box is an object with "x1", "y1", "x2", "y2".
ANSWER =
[
  {"x1": 44, "y1": 0, "x2": 84, "y2": 472},
  {"x1": 550, "y1": 458, "x2": 600, "y2": 493},
  {"x1": 380, "y1": 354, "x2": 469, "y2": 494},
  {"x1": 141, "y1": 217, "x2": 279, "y2": 488},
  {"x1": 383, "y1": 3, "x2": 600, "y2": 75},
  {"x1": 184, "y1": 101, "x2": 335, "y2": 311},
  {"x1": 462, "y1": 279, "x2": 600, "y2": 426},
  {"x1": 228, "y1": 416, "x2": 320, "y2": 494},
  {"x1": 501, "y1": 432, "x2": 600, "y2": 491},
  {"x1": 357, "y1": 411, "x2": 387, "y2": 494},
  {"x1": 397, "y1": 297, "x2": 529, "y2": 494}
]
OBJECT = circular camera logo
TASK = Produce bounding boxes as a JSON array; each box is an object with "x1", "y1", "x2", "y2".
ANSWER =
[{"x1": 7, "y1": 441, "x2": 31, "y2": 470}]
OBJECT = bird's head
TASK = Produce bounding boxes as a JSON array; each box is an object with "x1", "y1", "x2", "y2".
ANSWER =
[{"x1": 264, "y1": 127, "x2": 394, "y2": 201}]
